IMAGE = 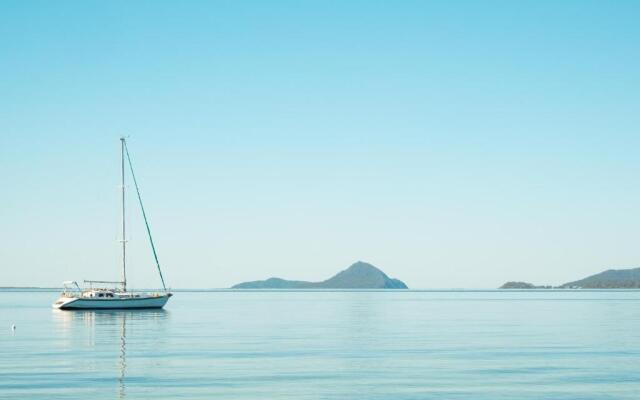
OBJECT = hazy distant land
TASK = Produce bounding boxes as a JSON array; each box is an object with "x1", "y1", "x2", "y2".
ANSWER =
[
  {"x1": 500, "y1": 267, "x2": 640, "y2": 289},
  {"x1": 4, "y1": 266, "x2": 640, "y2": 291},
  {"x1": 232, "y1": 261, "x2": 408, "y2": 289},
  {"x1": 499, "y1": 282, "x2": 553, "y2": 289}
]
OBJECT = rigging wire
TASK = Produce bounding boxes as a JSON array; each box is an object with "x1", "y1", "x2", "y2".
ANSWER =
[{"x1": 122, "y1": 139, "x2": 168, "y2": 292}]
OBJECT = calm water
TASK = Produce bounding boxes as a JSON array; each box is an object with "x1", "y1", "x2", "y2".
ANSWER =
[{"x1": 1, "y1": 290, "x2": 639, "y2": 399}]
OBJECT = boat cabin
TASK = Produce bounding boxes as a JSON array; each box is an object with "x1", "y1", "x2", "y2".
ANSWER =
[{"x1": 84, "y1": 289, "x2": 115, "y2": 298}]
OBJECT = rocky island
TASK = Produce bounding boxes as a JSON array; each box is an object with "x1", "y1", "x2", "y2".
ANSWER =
[{"x1": 232, "y1": 261, "x2": 408, "y2": 289}]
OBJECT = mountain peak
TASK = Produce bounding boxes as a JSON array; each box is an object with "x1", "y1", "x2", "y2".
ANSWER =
[
  {"x1": 346, "y1": 261, "x2": 380, "y2": 272},
  {"x1": 232, "y1": 261, "x2": 408, "y2": 289}
]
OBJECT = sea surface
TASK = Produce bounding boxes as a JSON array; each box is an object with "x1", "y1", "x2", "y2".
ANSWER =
[{"x1": 1, "y1": 290, "x2": 639, "y2": 399}]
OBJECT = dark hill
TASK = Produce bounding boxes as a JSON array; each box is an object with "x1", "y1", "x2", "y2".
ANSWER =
[
  {"x1": 232, "y1": 261, "x2": 408, "y2": 289},
  {"x1": 560, "y1": 267, "x2": 640, "y2": 289}
]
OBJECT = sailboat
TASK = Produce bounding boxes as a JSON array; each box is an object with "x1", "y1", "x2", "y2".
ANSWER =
[{"x1": 53, "y1": 138, "x2": 172, "y2": 310}]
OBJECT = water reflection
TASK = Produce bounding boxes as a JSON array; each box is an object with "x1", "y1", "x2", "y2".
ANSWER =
[
  {"x1": 119, "y1": 313, "x2": 126, "y2": 399},
  {"x1": 52, "y1": 308, "x2": 168, "y2": 326},
  {"x1": 52, "y1": 309, "x2": 168, "y2": 398}
]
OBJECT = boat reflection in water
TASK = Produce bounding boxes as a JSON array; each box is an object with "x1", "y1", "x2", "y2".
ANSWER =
[{"x1": 52, "y1": 309, "x2": 169, "y2": 398}]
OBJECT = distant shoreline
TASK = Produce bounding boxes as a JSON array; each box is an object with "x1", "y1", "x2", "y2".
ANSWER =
[
  {"x1": 500, "y1": 267, "x2": 640, "y2": 289},
  {"x1": 3, "y1": 287, "x2": 640, "y2": 293}
]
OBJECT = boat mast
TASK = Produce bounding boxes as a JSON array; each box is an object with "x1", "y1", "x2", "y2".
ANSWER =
[{"x1": 120, "y1": 137, "x2": 127, "y2": 292}]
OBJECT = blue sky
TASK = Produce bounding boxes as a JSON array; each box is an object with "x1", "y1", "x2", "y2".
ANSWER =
[{"x1": 1, "y1": 1, "x2": 639, "y2": 288}]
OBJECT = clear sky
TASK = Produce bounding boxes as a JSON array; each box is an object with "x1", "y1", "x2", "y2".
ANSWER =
[{"x1": 1, "y1": 0, "x2": 639, "y2": 288}]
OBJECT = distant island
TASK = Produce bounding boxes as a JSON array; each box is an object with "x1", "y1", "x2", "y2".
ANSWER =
[
  {"x1": 232, "y1": 261, "x2": 408, "y2": 289},
  {"x1": 500, "y1": 267, "x2": 640, "y2": 289},
  {"x1": 499, "y1": 282, "x2": 552, "y2": 289}
]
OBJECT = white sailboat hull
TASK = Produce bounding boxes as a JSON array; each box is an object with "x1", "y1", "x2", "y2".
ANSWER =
[{"x1": 54, "y1": 293, "x2": 172, "y2": 310}]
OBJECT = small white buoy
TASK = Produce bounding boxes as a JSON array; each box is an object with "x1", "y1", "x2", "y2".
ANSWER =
[{"x1": 11, "y1": 324, "x2": 16, "y2": 332}]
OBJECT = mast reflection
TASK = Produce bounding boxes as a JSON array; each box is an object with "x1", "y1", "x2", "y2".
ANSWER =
[
  {"x1": 119, "y1": 312, "x2": 126, "y2": 399},
  {"x1": 52, "y1": 309, "x2": 168, "y2": 398}
]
